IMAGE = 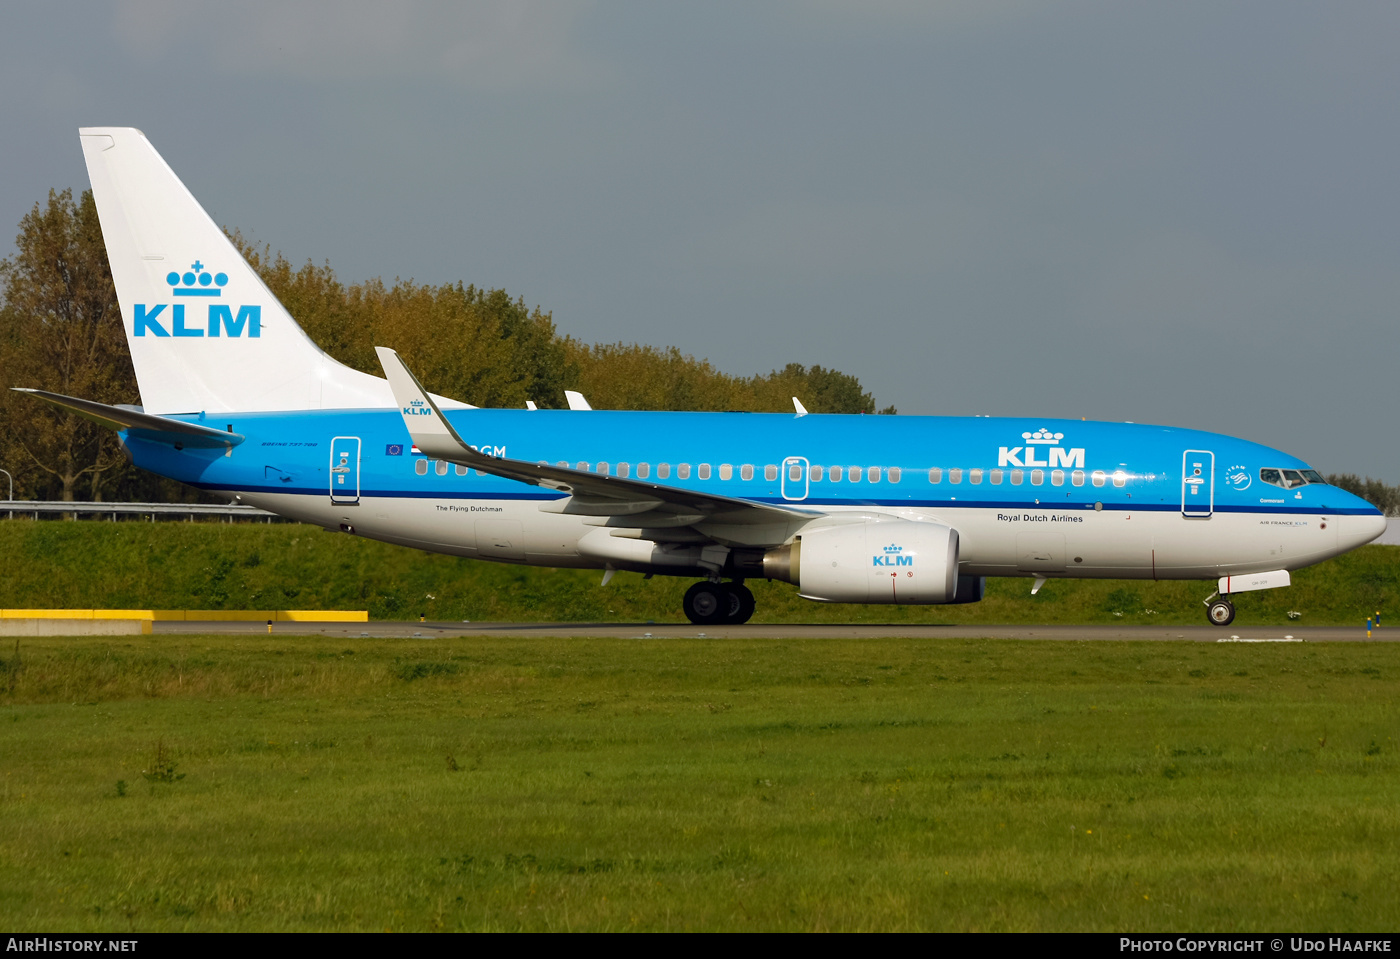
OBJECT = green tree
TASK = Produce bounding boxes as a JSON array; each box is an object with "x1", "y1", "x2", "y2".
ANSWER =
[{"x1": 0, "y1": 189, "x2": 131, "y2": 500}]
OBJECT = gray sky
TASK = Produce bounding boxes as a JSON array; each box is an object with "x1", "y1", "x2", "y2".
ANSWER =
[{"x1": 3, "y1": 2, "x2": 1398, "y2": 478}]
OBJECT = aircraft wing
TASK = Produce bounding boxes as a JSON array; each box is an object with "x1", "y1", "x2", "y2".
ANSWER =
[
  {"x1": 375, "y1": 347, "x2": 818, "y2": 531},
  {"x1": 13, "y1": 388, "x2": 245, "y2": 449}
]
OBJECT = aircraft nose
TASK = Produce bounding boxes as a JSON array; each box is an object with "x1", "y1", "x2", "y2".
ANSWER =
[{"x1": 1338, "y1": 511, "x2": 1388, "y2": 550}]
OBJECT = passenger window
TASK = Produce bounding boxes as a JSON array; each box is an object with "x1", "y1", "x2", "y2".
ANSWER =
[
  {"x1": 1112, "y1": 470, "x2": 1127, "y2": 488},
  {"x1": 476, "y1": 470, "x2": 486, "y2": 477},
  {"x1": 658, "y1": 463, "x2": 671, "y2": 479},
  {"x1": 810, "y1": 465, "x2": 824, "y2": 482},
  {"x1": 617, "y1": 462, "x2": 630, "y2": 478},
  {"x1": 849, "y1": 467, "x2": 863, "y2": 483},
  {"x1": 741, "y1": 464, "x2": 753, "y2": 481},
  {"x1": 415, "y1": 459, "x2": 428, "y2": 475},
  {"x1": 1072, "y1": 469, "x2": 1085, "y2": 487},
  {"x1": 830, "y1": 466, "x2": 843, "y2": 482},
  {"x1": 678, "y1": 464, "x2": 691, "y2": 479},
  {"x1": 888, "y1": 467, "x2": 900, "y2": 483},
  {"x1": 765, "y1": 465, "x2": 778, "y2": 482},
  {"x1": 597, "y1": 462, "x2": 610, "y2": 476},
  {"x1": 557, "y1": 461, "x2": 569, "y2": 468},
  {"x1": 698, "y1": 464, "x2": 711, "y2": 480},
  {"x1": 719, "y1": 464, "x2": 733, "y2": 480},
  {"x1": 456, "y1": 464, "x2": 468, "y2": 476},
  {"x1": 435, "y1": 460, "x2": 448, "y2": 476},
  {"x1": 928, "y1": 468, "x2": 941, "y2": 484},
  {"x1": 948, "y1": 468, "x2": 961, "y2": 485},
  {"x1": 577, "y1": 462, "x2": 590, "y2": 472},
  {"x1": 637, "y1": 463, "x2": 650, "y2": 479},
  {"x1": 990, "y1": 468, "x2": 1003, "y2": 485},
  {"x1": 1092, "y1": 470, "x2": 1106, "y2": 487},
  {"x1": 1031, "y1": 469, "x2": 1044, "y2": 486},
  {"x1": 1010, "y1": 469, "x2": 1023, "y2": 485},
  {"x1": 869, "y1": 467, "x2": 882, "y2": 484},
  {"x1": 1051, "y1": 469, "x2": 1064, "y2": 487},
  {"x1": 969, "y1": 468, "x2": 982, "y2": 485}
]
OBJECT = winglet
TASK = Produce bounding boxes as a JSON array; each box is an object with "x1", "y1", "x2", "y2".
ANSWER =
[
  {"x1": 565, "y1": 390, "x2": 593, "y2": 411},
  {"x1": 793, "y1": 397, "x2": 808, "y2": 418},
  {"x1": 375, "y1": 347, "x2": 482, "y2": 464},
  {"x1": 525, "y1": 400, "x2": 538, "y2": 411}
]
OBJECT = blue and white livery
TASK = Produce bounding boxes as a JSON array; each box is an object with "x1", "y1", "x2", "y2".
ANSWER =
[{"x1": 17, "y1": 128, "x2": 1386, "y2": 626}]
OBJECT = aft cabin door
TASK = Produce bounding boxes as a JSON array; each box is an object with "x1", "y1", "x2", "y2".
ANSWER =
[
  {"x1": 1181, "y1": 450, "x2": 1213, "y2": 518},
  {"x1": 330, "y1": 436, "x2": 361, "y2": 505}
]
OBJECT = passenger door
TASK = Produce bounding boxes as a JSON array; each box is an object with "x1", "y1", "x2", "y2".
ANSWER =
[
  {"x1": 330, "y1": 436, "x2": 361, "y2": 505},
  {"x1": 1181, "y1": 450, "x2": 1214, "y2": 517}
]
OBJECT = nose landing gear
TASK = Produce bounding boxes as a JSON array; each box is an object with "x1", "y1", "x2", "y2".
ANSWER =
[
  {"x1": 1205, "y1": 593, "x2": 1236, "y2": 626},
  {"x1": 683, "y1": 580, "x2": 756, "y2": 625}
]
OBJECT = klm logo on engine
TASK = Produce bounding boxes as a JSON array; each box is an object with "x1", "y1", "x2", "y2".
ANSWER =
[
  {"x1": 404, "y1": 399, "x2": 432, "y2": 416},
  {"x1": 999, "y1": 428, "x2": 1084, "y2": 469},
  {"x1": 132, "y1": 260, "x2": 261, "y2": 338},
  {"x1": 872, "y1": 544, "x2": 913, "y2": 567}
]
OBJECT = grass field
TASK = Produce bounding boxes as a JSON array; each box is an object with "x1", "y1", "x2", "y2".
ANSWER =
[
  {"x1": 1, "y1": 633, "x2": 1396, "y2": 931},
  {"x1": 1, "y1": 520, "x2": 1396, "y2": 626}
]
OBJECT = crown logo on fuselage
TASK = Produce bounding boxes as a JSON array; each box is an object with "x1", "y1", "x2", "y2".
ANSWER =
[
  {"x1": 1000, "y1": 427, "x2": 1084, "y2": 469},
  {"x1": 166, "y1": 261, "x2": 229, "y2": 297}
]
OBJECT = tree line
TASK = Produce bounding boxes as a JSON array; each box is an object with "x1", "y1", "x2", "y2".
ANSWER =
[{"x1": 0, "y1": 189, "x2": 891, "y2": 502}]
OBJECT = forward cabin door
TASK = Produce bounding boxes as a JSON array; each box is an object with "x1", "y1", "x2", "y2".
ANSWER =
[
  {"x1": 330, "y1": 436, "x2": 361, "y2": 505},
  {"x1": 1181, "y1": 450, "x2": 1214, "y2": 517}
]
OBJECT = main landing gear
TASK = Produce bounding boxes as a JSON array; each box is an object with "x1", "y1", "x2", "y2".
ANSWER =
[
  {"x1": 1205, "y1": 595, "x2": 1236, "y2": 627},
  {"x1": 683, "y1": 580, "x2": 756, "y2": 625}
]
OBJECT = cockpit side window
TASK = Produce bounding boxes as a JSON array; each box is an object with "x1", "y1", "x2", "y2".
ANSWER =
[{"x1": 1261, "y1": 467, "x2": 1325, "y2": 489}]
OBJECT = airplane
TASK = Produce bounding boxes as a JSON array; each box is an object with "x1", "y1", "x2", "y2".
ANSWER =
[{"x1": 15, "y1": 128, "x2": 1387, "y2": 627}]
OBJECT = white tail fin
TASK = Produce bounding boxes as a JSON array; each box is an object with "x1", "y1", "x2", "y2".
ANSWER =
[{"x1": 80, "y1": 127, "x2": 466, "y2": 414}]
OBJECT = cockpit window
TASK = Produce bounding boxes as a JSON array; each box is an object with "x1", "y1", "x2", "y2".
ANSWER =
[{"x1": 1260, "y1": 467, "x2": 1326, "y2": 489}]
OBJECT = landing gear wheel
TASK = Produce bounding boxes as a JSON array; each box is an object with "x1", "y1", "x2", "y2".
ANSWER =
[
  {"x1": 1206, "y1": 598, "x2": 1236, "y2": 627},
  {"x1": 722, "y1": 583, "x2": 756, "y2": 625},
  {"x1": 684, "y1": 581, "x2": 727, "y2": 625}
]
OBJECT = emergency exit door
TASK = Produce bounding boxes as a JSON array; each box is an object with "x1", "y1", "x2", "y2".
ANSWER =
[
  {"x1": 1181, "y1": 450, "x2": 1213, "y2": 517},
  {"x1": 330, "y1": 436, "x2": 361, "y2": 505}
]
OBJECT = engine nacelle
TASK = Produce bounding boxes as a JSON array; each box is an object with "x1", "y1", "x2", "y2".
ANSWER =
[{"x1": 784, "y1": 520, "x2": 961, "y2": 604}]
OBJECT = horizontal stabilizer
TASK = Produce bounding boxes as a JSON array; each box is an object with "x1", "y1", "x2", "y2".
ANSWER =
[{"x1": 13, "y1": 388, "x2": 244, "y2": 449}]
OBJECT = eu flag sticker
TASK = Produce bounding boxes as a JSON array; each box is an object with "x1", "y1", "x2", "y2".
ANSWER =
[{"x1": 386, "y1": 444, "x2": 404, "y2": 456}]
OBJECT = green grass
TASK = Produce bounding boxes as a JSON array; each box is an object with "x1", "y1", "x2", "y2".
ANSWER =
[
  {"x1": 0, "y1": 634, "x2": 1396, "y2": 931},
  {"x1": 1, "y1": 519, "x2": 1395, "y2": 625}
]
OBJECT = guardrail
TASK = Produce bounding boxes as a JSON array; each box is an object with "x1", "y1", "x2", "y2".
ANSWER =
[{"x1": 0, "y1": 501, "x2": 288, "y2": 522}]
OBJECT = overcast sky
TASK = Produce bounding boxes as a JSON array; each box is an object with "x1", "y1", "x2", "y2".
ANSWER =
[{"x1": 3, "y1": 2, "x2": 1398, "y2": 478}]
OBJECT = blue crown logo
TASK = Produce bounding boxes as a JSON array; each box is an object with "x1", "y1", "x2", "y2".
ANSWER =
[
  {"x1": 882, "y1": 544, "x2": 903, "y2": 553},
  {"x1": 166, "y1": 260, "x2": 228, "y2": 297}
]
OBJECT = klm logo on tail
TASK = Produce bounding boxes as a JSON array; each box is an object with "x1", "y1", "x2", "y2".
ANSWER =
[{"x1": 133, "y1": 260, "x2": 261, "y2": 338}]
